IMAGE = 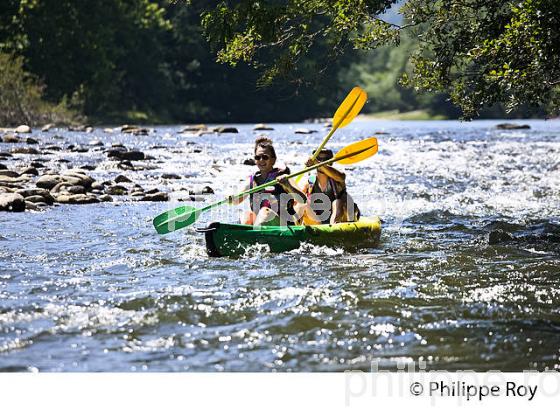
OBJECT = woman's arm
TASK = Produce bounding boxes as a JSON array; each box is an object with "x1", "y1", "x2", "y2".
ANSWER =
[
  {"x1": 276, "y1": 176, "x2": 306, "y2": 204},
  {"x1": 318, "y1": 164, "x2": 346, "y2": 184},
  {"x1": 305, "y1": 157, "x2": 346, "y2": 184},
  {"x1": 228, "y1": 182, "x2": 250, "y2": 205}
]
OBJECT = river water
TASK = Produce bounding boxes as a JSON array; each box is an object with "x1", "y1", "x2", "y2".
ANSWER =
[{"x1": 1, "y1": 120, "x2": 559, "y2": 371}]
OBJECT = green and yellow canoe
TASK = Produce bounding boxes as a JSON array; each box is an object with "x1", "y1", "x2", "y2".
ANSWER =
[{"x1": 198, "y1": 217, "x2": 381, "y2": 257}]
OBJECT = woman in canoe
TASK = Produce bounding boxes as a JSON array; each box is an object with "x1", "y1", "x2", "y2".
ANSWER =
[
  {"x1": 295, "y1": 149, "x2": 360, "y2": 225},
  {"x1": 228, "y1": 136, "x2": 305, "y2": 226}
]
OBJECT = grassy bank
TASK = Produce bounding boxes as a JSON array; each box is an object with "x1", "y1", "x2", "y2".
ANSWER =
[{"x1": 359, "y1": 109, "x2": 448, "y2": 121}]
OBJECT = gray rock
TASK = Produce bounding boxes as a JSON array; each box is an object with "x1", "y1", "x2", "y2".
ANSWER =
[
  {"x1": 36, "y1": 173, "x2": 92, "y2": 190},
  {"x1": 24, "y1": 201, "x2": 41, "y2": 211},
  {"x1": 19, "y1": 167, "x2": 39, "y2": 176},
  {"x1": 214, "y1": 126, "x2": 239, "y2": 134},
  {"x1": 61, "y1": 170, "x2": 94, "y2": 188},
  {"x1": 0, "y1": 175, "x2": 28, "y2": 185},
  {"x1": 253, "y1": 123, "x2": 274, "y2": 131},
  {"x1": 108, "y1": 150, "x2": 145, "y2": 161},
  {"x1": 2, "y1": 134, "x2": 20, "y2": 143},
  {"x1": 243, "y1": 158, "x2": 256, "y2": 166},
  {"x1": 99, "y1": 194, "x2": 113, "y2": 202},
  {"x1": 0, "y1": 170, "x2": 19, "y2": 178},
  {"x1": 294, "y1": 128, "x2": 317, "y2": 134},
  {"x1": 117, "y1": 161, "x2": 135, "y2": 171},
  {"x1": 89, "y1": 140, "x2": 104, "y2": 147},
  {"x1": 80, "y1": 165, "x2": 97, "y2": 171},
  {"x1": 114, "y1": 175, "x2": 132, "y2": 183},
  {"x1": 30, "y1": 161, "x2": 45, "y2": 168},
  {"x1": 69, "y1": 145, "x2": 89, "y2": 153},
  {"x1": 26, "y1": 137, "x2": 39, "y2": 144},
  {"x1": 67, "y1": 125, "x2": 90, "y2": 132},
  {"x1": 181, "y1": 124, "x2": 207, "y2": 133},
  {"x1": 91, "y1": 181, "x2": 104, "y2": 191},
  {"x1": 139, "y1": 192, "x2": 169, "y2": 201},
  {"x1": 143, "y1": 188, "x2": 159, "y2": 195},
  {"x1": 36, "y1": 175, "x2": 65, "y2": 190},
  {"x1": 66, "y1": 185, "x2": 86, "y2": 194},
  {"x1": 55, "y1": 194, "x2": 100, "y2": 204},
  {"x1": 121, "y1": 125, "x2": 150, "y2": 135},
  {"x1": 0, "y1": 163, "x2": 6, "y2": 170},
  {"x1": 16, "y1": 188, "x2": 54, "y2": 205},
  {"x1": 106, "y1": 185, "x2": 128, "y2": 195},
  {"x1": 189, "y1": 186, "x2": 215, "y2": 195},
  {"x1": 15, "y1": 125, "x2": 31, "y2": 134},
  {"x1": 0, "y1": 193, "x2": 26, "y2": 212},
  {"x1": 161, "y1": 173, "x2": 181, "y2": 180},
  {"x1": 42, "y1": 123, "x2": 55, "y2": 132},
  {"x1": 44, "y1": 145, "x2": 62, "y2": 151},
  {"x1": 496, "y1": 123, "x2": 530, "y2": 130},
  {"x1": 11, "y1": 147, "x2": 40, "y2": 155},
  {"x1": 26, "y1": 195, "x2": 48, "y2": 203}
]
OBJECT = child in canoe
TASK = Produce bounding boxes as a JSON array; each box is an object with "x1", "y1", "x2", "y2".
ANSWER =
[
  {"x1": 295, "y1": 149, "x2": 360, "y2": 225},
  {"x1": 228, "y1": 136, "x2": 305, "y2": 226}
]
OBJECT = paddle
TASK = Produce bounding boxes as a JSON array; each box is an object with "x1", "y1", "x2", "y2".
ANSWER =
[
  {"x1": 153, "y1": 137, "x2": 378, "y2": 235},
  {"x1": 294, "y1": 86, "x2": 367, "y2": 184}
]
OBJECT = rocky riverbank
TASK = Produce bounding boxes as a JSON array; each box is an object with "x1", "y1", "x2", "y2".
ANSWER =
[{"x1": 0, "y1": 124, "x2": 238, "y2": 212}]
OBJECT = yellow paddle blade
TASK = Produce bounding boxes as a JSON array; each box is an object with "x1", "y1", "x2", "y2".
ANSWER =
[
  {"x1": 334, "y1": 137, "x2": 378, "y2": 165},
  {"x1": 332, "y1": 86, "x2": 367, "y2": 129}
]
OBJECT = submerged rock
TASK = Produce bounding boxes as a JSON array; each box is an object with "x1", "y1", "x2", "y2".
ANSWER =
[
  {"x1": 487, "y1": 229, "x2": 515, "y2": 245},
  {"x1": 107, "y1": 149, "x2": 145, "y2": 161},
  {"x1": 294, "y1": 128, "x2": 317, "y2": 134},
  {"x1": 496, "y1": 123, "x2": 530, "y2": 130}
]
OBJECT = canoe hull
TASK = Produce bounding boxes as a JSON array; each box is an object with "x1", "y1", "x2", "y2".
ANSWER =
[{"x1": 200, "y1": 217, "x2": 381, "y2": 257}]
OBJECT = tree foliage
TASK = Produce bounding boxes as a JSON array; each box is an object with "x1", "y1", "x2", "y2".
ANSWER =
[
  {"x1": 0, "y1": 52, "x2": 80, "y2": 126},
  {"x1": 202, "y1": 0, "x2": 560, "y2": 119}
]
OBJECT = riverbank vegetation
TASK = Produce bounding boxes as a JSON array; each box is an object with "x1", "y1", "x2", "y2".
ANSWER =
[{"x1": 1, "y1": 0, "x2": 557, "y2": 125}]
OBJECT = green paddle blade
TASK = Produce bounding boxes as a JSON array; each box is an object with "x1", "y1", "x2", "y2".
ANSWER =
[{"x1": 153, "y1": 205, "x2": 200, "y2": 234}]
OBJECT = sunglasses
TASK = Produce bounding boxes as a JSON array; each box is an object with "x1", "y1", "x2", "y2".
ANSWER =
[{"x1": 254, "y1": 154, "x2": 270, "y2": 161}]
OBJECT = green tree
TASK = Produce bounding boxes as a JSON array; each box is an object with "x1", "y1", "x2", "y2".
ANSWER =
[
  {"x1": 0, "y1": 52, "x2": 79, "y2": 125},
  {"x1": 201, "y1": 0, "x2": 560, "y2": 119},
  {"x1": 5, "y1": 0, "x2": 174, "y2": 119}
]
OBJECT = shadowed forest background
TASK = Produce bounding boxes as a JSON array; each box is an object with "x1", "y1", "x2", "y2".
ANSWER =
[{"x1": 0, "y1": 0, "x2": 553, "y2": 125}]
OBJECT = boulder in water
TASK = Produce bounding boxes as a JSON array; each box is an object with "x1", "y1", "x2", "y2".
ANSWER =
[{"x1": 0, "y1": 193, "x2": 26, "y2": 212}]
